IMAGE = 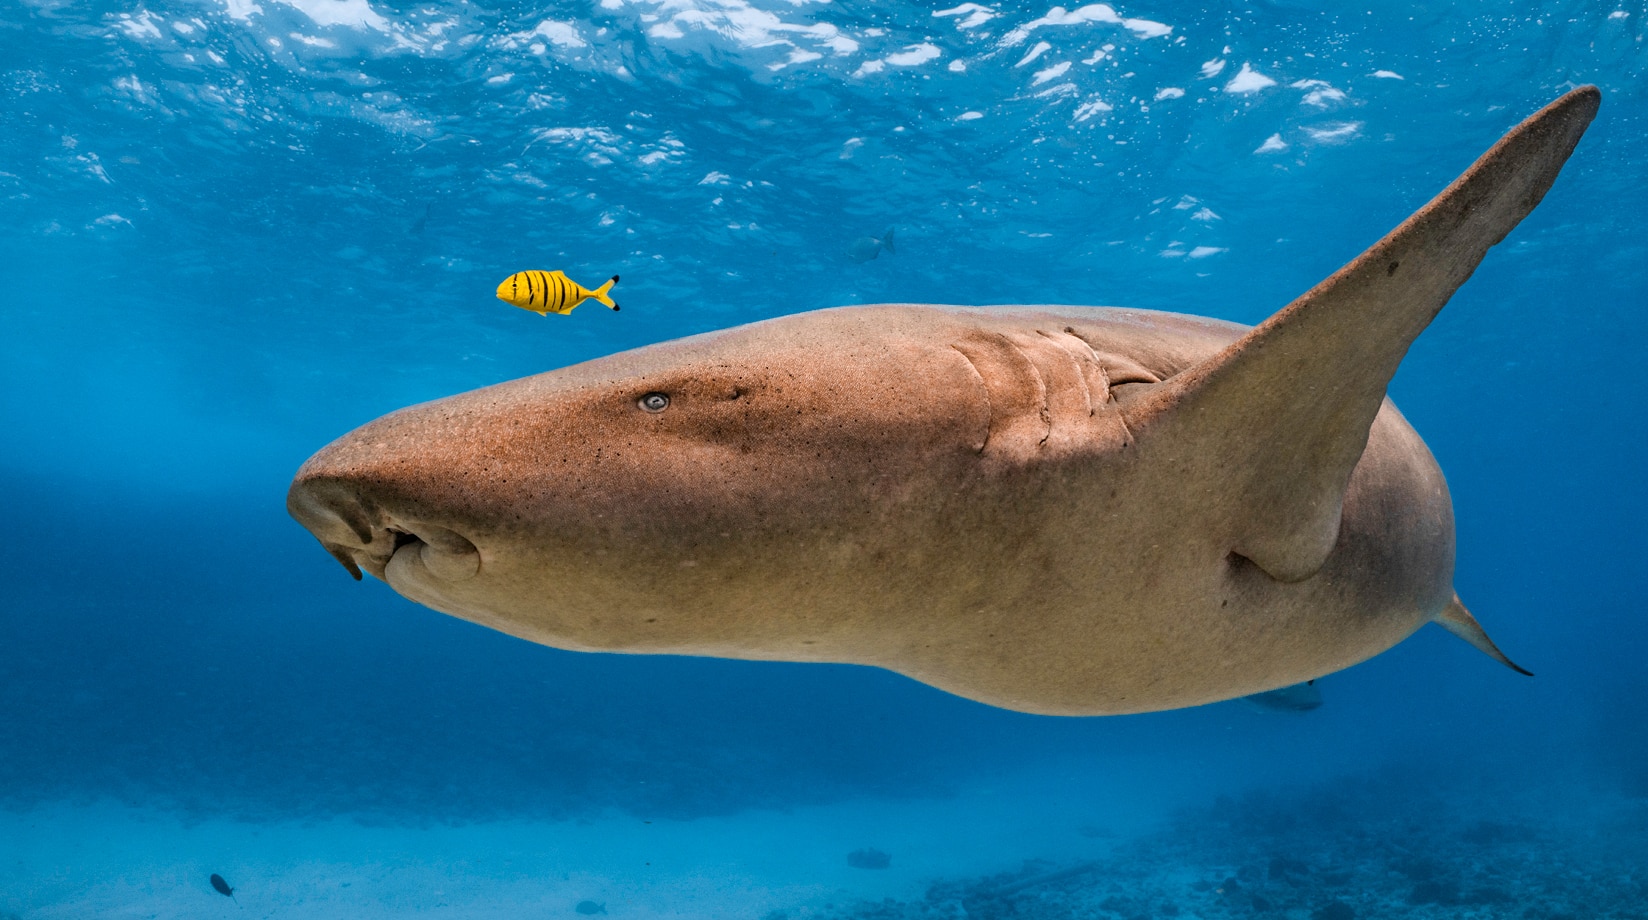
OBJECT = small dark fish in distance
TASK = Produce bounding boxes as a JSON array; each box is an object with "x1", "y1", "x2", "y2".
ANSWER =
[
  {"x1": 1241, "y1": 680, "x2": 1323, "y2": 713},
  {"x1": 575, "y1": 899, "x2": 607, "y2": 914},
  {"x1": 210, "y1": 872, "x2": 239, "y2": 905},
  {"x1": 847, "y1": 847, "x2": 892, "y2": 869},
  {"x1": 847, "y1": 227, "x2": 895, "y2": 263}
]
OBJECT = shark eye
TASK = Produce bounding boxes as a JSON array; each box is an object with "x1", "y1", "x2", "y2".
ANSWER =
[{"x1": 638, "y1": 392, "x2": 670, "y2": 413}]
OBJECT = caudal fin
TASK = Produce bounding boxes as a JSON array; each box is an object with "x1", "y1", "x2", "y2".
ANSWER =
[
  {"x1": 1435, "y1": 595, "x2": 1532, "y2": 676},
  {"x1": 592, "y1": 274, "x2": 620, "y2": 311}
]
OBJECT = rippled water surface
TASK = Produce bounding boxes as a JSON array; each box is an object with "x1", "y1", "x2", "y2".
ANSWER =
[{"x1": 2, "y1": 1, "x2": 1645, "y2": 917}]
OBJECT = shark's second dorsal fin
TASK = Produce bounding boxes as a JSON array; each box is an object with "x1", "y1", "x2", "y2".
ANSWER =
[
  {"x1": 1435, "y1": 594, "x2": 1531, "y2": 675},
  {"x1": 1121, "y1": 86, "x2": 1598, "y2": 582}
]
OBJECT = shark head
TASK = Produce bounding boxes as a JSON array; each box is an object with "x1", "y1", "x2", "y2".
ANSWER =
[{"x1": 286, "y1": 304, "x2": 1215, "y2": 661}]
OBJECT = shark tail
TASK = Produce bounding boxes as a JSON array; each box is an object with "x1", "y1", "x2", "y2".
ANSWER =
[
  {"x1": 1435, "y1": 594, "x2": 1532, "y2": 676},
  {"x1": 592, "y1": 274, "x2": 620, "y2": 311},
  {"x1": 882, "y1": 228, "x2": 896, "y2": 256}
]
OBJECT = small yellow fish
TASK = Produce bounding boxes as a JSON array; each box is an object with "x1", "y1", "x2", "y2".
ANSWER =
[{"x1": 495, "y1": 270, "x2": 620, "y2": 316}]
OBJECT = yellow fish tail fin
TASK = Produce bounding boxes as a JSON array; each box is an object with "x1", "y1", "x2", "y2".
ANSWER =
[{"x1": 591, "y1": 274, "x2": 621, "y2": 312}]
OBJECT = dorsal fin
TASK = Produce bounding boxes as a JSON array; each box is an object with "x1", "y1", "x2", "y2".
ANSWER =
[{"x1": 1120, "y1": 86, "x2": 1599, "y2": 582}]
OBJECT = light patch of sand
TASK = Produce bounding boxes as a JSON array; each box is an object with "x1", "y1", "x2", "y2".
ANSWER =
[{"x1": 0, "y1": 757, "x2": 1218, "y2": 918}]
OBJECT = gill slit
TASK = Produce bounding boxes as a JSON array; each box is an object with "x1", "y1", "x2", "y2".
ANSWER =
[
  {"x1": 1005, "y1": 337, "x2": 1052, "y2": 448},
  {"x1": 1038, "y1": 329, "x2": 1097, "y2": 419},
  {"x1": 1059, "y1": 328, "x2": 1137, "y2": 444},
  {"x1": 950, "y1": 345, "x2": 992, "y2": 455},
  {"x1": 1059, "y1": 329, "x2": 1116, "y2": 402},
  {"x1": 1097, "y1": 360, "x2": 1138, "y2": 444}
]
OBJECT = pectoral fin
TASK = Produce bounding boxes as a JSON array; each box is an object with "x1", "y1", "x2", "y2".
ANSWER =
[{"x1": 1121, "y1": 87, "x2": 1598, "y2": 582}]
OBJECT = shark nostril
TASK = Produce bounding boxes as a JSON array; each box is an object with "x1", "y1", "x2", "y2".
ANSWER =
[
  {"x1": 323, "y1": 543, "x2": 364, "y2": 581},
  {"x1": 288, "y1": 478, "x2": 381, "y2": 547},
  {"x1": 313, "y1": 490, "x2": 375, "y2": 545},
  {"x1": 288, "y1": 477, "x2": 399, "y2": 581}
]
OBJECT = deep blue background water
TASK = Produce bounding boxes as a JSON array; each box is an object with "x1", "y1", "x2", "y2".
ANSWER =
[{"x1": 2, "y1": 0, "x2": 1644, "y2": 858}]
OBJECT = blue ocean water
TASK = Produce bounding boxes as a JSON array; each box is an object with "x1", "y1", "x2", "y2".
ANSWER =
[{"x1": 2, "y1": 0, "x2": 1645, "y2": 917}]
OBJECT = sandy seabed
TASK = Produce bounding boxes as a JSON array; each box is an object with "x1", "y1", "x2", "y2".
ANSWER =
[
  {"x1": 5, "y1": 759, "x2": 1643, "y2": 920},
  {"x1": 0, "y1": 758, "x2": 1196, "y2": 920}
]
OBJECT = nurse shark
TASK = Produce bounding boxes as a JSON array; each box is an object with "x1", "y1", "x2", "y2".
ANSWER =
[{"x1": 288, "y1": 87, "x2": 1598, "y2": 715}]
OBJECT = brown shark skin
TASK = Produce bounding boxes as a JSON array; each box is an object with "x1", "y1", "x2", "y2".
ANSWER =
[{"x1": 289, "y1": 87, "x2": 1597, "y2": 715}]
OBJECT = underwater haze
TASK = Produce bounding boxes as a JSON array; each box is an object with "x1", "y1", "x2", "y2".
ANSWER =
[{"x1": 2, "y1": 0, "x2": 1645, "y2": 917}]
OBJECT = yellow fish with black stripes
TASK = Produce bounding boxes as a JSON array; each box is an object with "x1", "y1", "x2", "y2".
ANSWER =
[{"x1": 495, "y1": 270, "x2": 620, "y2": 316}]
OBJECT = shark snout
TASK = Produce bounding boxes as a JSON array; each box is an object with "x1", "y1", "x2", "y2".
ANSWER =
[{"x1": 287, "y1": 469, "x2": 481, "y2": 585}]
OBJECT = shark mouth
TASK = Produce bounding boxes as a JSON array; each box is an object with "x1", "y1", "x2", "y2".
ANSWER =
[
  {"x1": 386, "y1": 523, "x2": 482, "y2": 583},
  {"x1": 287, "y1": 479, "x2": 481, "y2": 585}
]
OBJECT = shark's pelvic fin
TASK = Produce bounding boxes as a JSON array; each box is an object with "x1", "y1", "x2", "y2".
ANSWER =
[
  {"x1": 1122, "y1": 86, "x2": 1599, "y2": 583},
  {"x1": 1436, "y1": 594, "x2": 1532, "y2": 676}
]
